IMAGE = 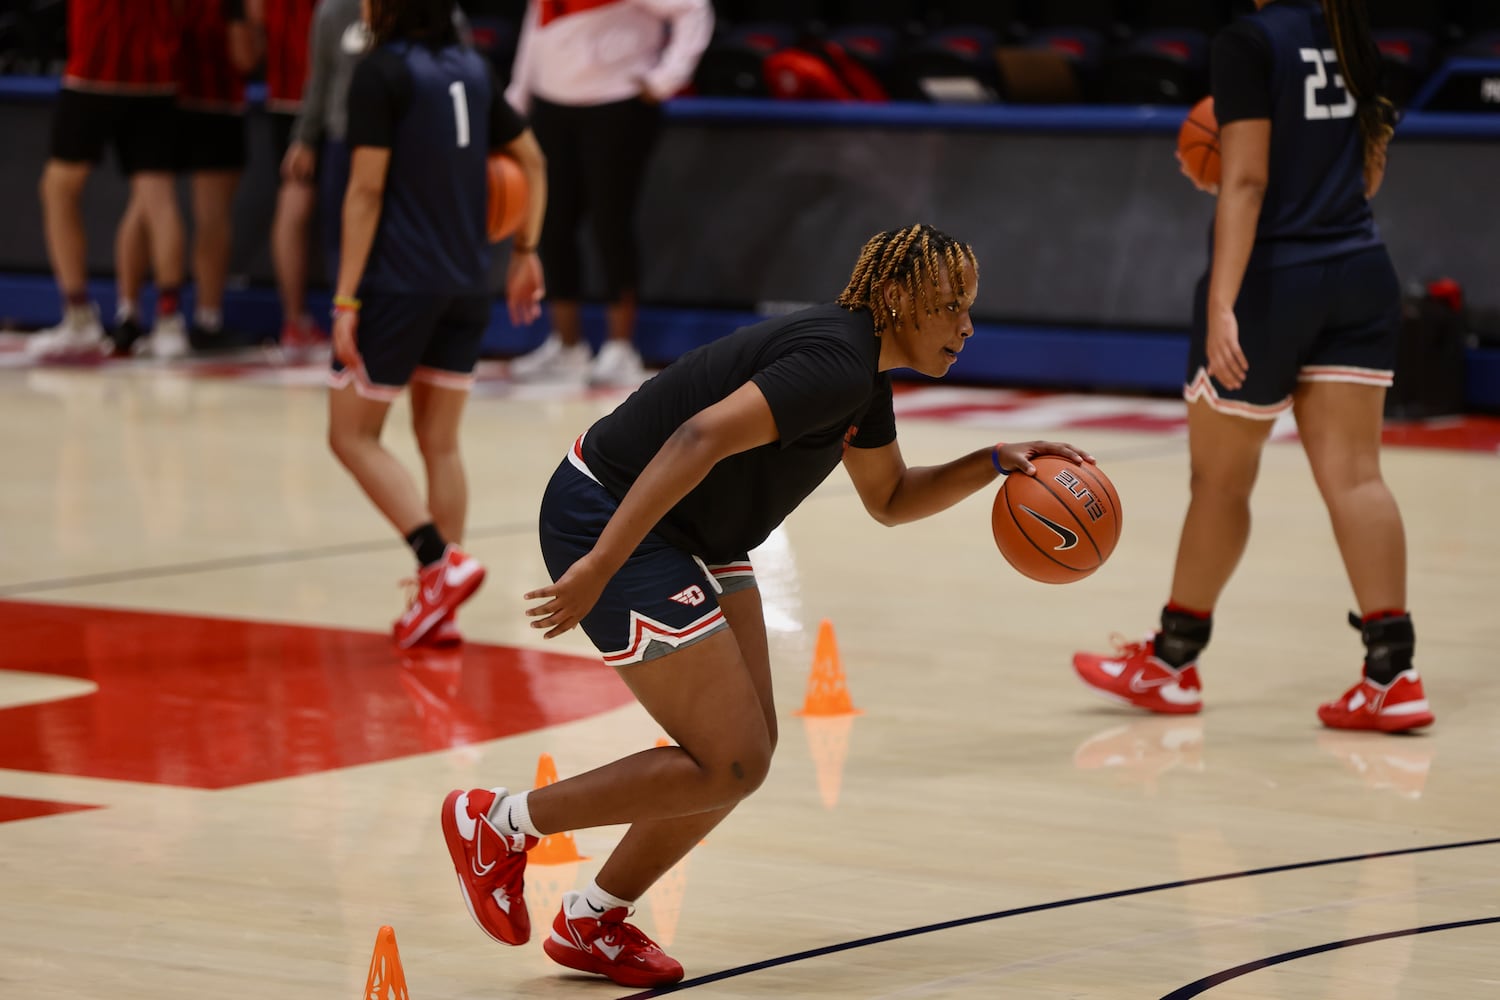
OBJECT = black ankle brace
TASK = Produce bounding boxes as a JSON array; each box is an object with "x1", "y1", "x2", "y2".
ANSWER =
[
  {"x1": 1157, "y1": 608, "x2": 1212, "y2": 668},
  {"x1": 1348, "y1": 611, "x2": 1415, "y2": 685}
]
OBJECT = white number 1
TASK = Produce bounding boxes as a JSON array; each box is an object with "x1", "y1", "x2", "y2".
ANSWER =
[{"x1": 449, "y1": 81, "x2": 471, "y2": 148}]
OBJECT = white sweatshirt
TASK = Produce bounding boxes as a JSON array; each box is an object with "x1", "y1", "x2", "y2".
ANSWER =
[{"x1": 505, "y1": 0, "x2": 714, "y2": 112}]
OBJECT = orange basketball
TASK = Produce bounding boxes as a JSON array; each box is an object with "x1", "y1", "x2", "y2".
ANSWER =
[
  {"x1": 1177, "y1": 96, "x2": 1220, "y2": 190},
  {"x1": 486, "y1": 154, "x2": 527, "y2": 243},
  {"x1": 991, "y1": 456, "x2": 1122, "y2": 584}
]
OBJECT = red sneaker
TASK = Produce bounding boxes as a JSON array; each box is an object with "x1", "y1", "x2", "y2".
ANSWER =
[
  {"x1": 393, "y1": 546, "x2": 484, "y2": 649},
  {"x1": 413, "y1": 614, "x2": 463, "y2": 648},
  {"x1": 1318, "y1": 670, "x2": 1434, "y2": 733},
  {"x1": 1073, "y1": 634, "x2": 1203, "y2": 715},
  {"x1": 440, "y1": 787, "x2": 537, "y2": 945},
  {"x1": 543, "y1": 892, "x2": 684, "y2": 988}
]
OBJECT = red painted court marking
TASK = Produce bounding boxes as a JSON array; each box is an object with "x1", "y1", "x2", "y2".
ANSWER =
[
  {"x1": 0, "y1": 794, "x2": 100, "y2": 824},
  {"x1": 0, "y1": 600, "x2": 633, "y2": 790}
]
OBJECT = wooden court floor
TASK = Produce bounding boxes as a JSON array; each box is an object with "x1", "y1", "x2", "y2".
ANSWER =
[{"x1": 1, "y1": 353, "x2": 1497, "y2": 999}]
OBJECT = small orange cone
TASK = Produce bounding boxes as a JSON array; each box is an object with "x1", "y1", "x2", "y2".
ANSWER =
[
  {"x1": 803, "y1": 714, "x2": 857, "y2": 809},
  {"x1": 362, "y1": 926, "x2": 410, "y2": 1000},
  {"x1": 794, "y1": 620, "x2": 862, "y2": 717},
  {"x1": 529, "y1": 753, "x2": 588, "y2": 865}
]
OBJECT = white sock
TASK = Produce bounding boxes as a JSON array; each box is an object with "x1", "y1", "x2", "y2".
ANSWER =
[
  {"x1": 568, "y1": 879, "x2": 634, "y2": 919},
  {"x1": 486, "y1": 789, "x2": 541, "y2": 839},
  {"x1": 115, "y1": 299, "x2": 137, "y2": 323},
  {"x1": 194, "y1": 307, "x2": 222, "y2": 331}
]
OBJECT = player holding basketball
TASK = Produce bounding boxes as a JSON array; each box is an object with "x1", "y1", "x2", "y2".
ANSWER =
[
  {"x1": 327, "y1": 0, "x2": 546, "y2": 648},
  {"x1": 1074, "y1": 0, "x2": 1432, "y2": 732},
  {"x1": 440, "y1": 224, "x2": 1093, "y2": 987}
]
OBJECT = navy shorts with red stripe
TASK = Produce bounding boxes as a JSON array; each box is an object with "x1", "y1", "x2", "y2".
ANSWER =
[
  {"x1": 328, "y1": 292, "x2": 489, "y2": 401},
  {"x1": 1184, "y1": 245, "x2": 1400, "y2": 419},
  {"x1": 538, "y1": 440, "x2": 755, "y2": 667}
]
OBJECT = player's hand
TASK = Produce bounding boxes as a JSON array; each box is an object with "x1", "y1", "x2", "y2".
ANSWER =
[
  {"x1": 995, "y1": 440, "x2": 1095, "y2": 476},
  {"x1": 332, "y1": 310, "x2": 361, "y2": 369},
  {"x1": 524, "y1": 556, "x2": 609, "y2": 639},
  {"x1": 505, "y1": 250, "x2": 545, "y2": 326},
  {"x1": 1206, "y1": 303, "x2": 1248, "y2": 390},
  {"x1": 282, "y1": 142, "x2": 317, "y2": 183},
  {"x1": 1175, "y1": 150, "x2": 1219, "y2": 196}
]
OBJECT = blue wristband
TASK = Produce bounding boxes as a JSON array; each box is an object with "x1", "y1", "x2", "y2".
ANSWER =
[{"x1": 991, "y1": 446, "x2": 1011, "y2": 476}]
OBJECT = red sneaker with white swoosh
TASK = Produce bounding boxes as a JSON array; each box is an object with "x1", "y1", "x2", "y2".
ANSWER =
[
  {"x1": 441, "y1": 787, "x2": 537, "y2": 946},
  {"x1": 1318, "y1": 670, "x2": 1434, "y2": 732},
  {"x1": 543, "y1": 891, "x2": 684, "y2": 988},
  {"x1": 394, "y1": 546, "x2": 485, "y2": 649},
  {"x1": 1073, "y1": 634, "x2": 1203, "y2": 715}
]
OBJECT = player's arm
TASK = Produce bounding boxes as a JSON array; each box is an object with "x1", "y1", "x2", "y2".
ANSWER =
[
  {"x1": 500, "y1": 128, "x2": 546, "y2": 254},
  {"x1": 225, "y1": 0, "x2": 262, "y2": 73},
  {"x1": 843, "y1": 440, "x2": 1092, "y2": 527},
  {"x1": 636, "y1": 0, "x2": 714, "y2": 101},
  {"x1": 525, "y1": 382, "x2": 780, "y2": 637}
]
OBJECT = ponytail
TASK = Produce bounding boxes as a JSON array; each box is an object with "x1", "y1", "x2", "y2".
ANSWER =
[{"x1": 1322, "y1": 0, "x2": 1397, "y2": 177}]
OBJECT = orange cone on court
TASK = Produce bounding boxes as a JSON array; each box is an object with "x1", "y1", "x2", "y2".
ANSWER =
[
  {"x1": 362, "y1": 925, "x2": 410, "y2": 1000},
  {"x1": 529, "y1": 753, "x2": 588, "y2": 865},
  {"x1": 795, "y1": 620, "x2": 862, "y2": 717},
  {"x1": 802, "y1": 714, "x2": 856, "y2": 809}
]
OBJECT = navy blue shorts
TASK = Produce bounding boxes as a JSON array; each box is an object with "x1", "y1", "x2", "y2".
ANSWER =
[
  {"x1": 1184, "y1": 246, "x2": 1400, "y2": 419},
  {"x1": 537, "y1": 436, "x2": 756, "y2": 666},
  {"x1": 328, "y1": 293, "x2": 489, "y2": 401}
]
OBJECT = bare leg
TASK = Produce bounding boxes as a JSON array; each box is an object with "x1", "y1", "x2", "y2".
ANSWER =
[
  {"x1": 39, "y1": 161, "x2": 93, "y2": 298},
  {"x1": 1167, "y1": 398, "x2": 1276, "y2": 610},
  {"x1": 550, "y1": 299, "x2": 583, "y2": 347},
  {"x1": 1293, "y1": 381, "x2": 1407, "y2": 614},
  {"x1": 130, "y1": 172, "x2": 185, "y2": 293},
  {"x1": 189, "y1": 170, "x2": 241, "y2": 315},
  {"x1": 327, "y1": 384, "x2": 431, "y2": 536},
  {"x1": 409, "y1": 379, "x2": 471, "y2": 544},
  {"x1": 593, "y1": 585, "x2": 776, "y2": 900},
  {"x1": 604, "y1": 289, "x2": 636, "y2": 344},
  {"x1": 273, "y1": 179, "x2": 316, "y2": 325},
  {"x1": 114, "y1": 194, "x2": 150, "y2": 310}
]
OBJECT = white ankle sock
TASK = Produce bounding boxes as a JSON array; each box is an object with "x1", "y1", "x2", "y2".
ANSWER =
[
  {"x1": 568, "y1": 880, "x2": 634, "y2": 918},
  {"x1": 486, "y1": 789, "x2": 541, "y2": 839},
  {"x1": 194, "y1": 307, "x2": 222, "y2": 331}
]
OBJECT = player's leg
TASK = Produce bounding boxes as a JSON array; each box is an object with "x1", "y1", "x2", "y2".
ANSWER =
[
  {"x1": 1074, "y1": 267, "x2": 1298, "y2": 712},
  {"x1": 31, "y1": 88, "x2": 108, "y2": 358},
  {"x1": 184, "y1": 110, "x2": 247, "y2": 345},
  {"x1": 271, "y1": 112, "x2": 319, "y2": 351},
  {"x1": 120, "y1": 95, "x2": 188, "y2": 358},
  {"x1": 112, "y1": 193, "x2": 151, "y2": 353},
  {"x1": 1294, "y1": 248, "x2": 1430, "y2": 732}
]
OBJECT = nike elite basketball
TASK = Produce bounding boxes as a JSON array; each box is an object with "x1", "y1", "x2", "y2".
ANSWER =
[{"x1": 992, "y1": 457, "x2": 1122, "y2": 584}]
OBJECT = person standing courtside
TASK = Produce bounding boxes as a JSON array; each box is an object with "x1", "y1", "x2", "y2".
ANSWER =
[
  {"x1": 28, "y1": 0, "x2": 186, "y2": 360},
  {"x1": 1074, "y1": 0, "x2": 1432, "y2": 733},
  {"x1": 327, "y1": 0, "x2": 547, "y2": 648},
  {"x1": 113, "y1": 0, "x2": 259, "y2": 355},
  {"x1": 505, "y1": 0, "x2": 712, "y2": 386}
]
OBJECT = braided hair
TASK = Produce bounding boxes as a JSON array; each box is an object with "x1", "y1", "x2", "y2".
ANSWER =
[
  {"x1": 836, "y1": 224, "x2": 978, "y2": 334},
  {"x1": 1323, "y1": 0, "x2": 1397, "y2": 179}
]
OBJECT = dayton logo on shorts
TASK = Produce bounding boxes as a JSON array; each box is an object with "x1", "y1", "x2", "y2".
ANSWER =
[
  {"x1": 842, "y1": 424, "x2": 859, "y2": 454},
  {"x1": 669, "y1": 585, "x2": 707, "y2": 607}
]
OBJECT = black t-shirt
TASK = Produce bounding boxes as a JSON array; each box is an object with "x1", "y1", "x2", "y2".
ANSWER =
[
  {"x1": 346, "y1": 47, "x2": 524, "y2": 153},
  {"x1": 582, "y1": 303, "x2": 898, "y2": 562}
]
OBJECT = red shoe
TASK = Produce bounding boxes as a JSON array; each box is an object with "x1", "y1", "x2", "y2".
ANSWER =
[
  {"x1": 414, "y1": 614, "x2": 463, "y2": 648},
  {"x1": 440, "y1": 787, "x2": 537, "y2": 945},
  {"x1": 393, "y1": 546, "x2": 485, "y2": 649},
  {"x1": 543, "y1": 892, "x2": 684, "y2": 988},
  {"x1": 1073, "y1": 634, "x2": 1203, "y2": 715},
  {"x1": 1318, "y1": 670, "x2": 1434, "y2": 733}
]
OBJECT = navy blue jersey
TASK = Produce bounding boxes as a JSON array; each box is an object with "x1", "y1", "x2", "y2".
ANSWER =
[
  {"x1": 347, "y1": 40, "x2": 523, "y2": 294},
  {"x1": 1212, "y1": 0, "x2": 1380, "y2": 269}
]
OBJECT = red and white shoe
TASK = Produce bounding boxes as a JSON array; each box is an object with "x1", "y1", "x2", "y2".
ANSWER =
[
  {"x1": 543, "y1": 891, "x2": 684, "y2": 988},
  {"x1": 394, "y1": 546, "x2": 485, "y2": 649},
  {"x1": 1318, "y1": 669, "x2": 1434, "y2": 733},
  {"x1": 1073, "y1": 634, "x2": 1203, "y2": 715},
  {"x1": 414, "y1": 614, "x2": 463, "y2": 648},
  {"x1": 440, "y1": 787, "x2": 537, "y2": 945}
]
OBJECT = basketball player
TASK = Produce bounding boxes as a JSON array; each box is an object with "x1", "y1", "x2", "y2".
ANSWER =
[
  {"x1": 28, "y1": 0, "x2": 185, "y2": 360},
  {"x1": 440, "y1": 225, "x2": 1094, "y2": 986},
  {"x1": 1074, "y1": 0, "x2": 1432, "y2": 732},
  {"x1": 114, "y1": 0, "x2": 256, "y2": 354},
  {"x1": 327, "y1": 0, "x2": 547, "y2": 648}
]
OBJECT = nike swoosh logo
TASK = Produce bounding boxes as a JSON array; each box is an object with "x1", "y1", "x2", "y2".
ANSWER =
[
  {"x1": 1129, "y1": 672, "x2": 1170, "y2": 693},
  {"x1": 507, "y1": 815, "x2": 522, "y2": 833},
  {"x1": 586, "y1": 902, "x2": 606, "y2": 913},
  {"x1": 1020, "y1": 504, "x2": 1079, "y2": 550}
]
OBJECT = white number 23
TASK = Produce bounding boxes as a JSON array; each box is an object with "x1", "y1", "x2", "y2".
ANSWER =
[{"x1": 1300, "y1": 48, "x2": 1356, "y2": 121}]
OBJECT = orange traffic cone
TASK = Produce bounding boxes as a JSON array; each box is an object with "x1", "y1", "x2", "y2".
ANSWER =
[
  {"x1": 362, "y1": 926, "x2": 410, "y2": 1000},
  {"x1": 794, "y1": 620, "x2": 861, "y2": 717},
  {"x1": 529, "y1": 753, "x2": 588, "y2": 865},
  {"x1": 802, "y1": 714, "x2": 857, "y2": 809}
]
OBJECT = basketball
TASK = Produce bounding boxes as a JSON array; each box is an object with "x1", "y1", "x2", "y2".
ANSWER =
[
  {"x1": 991, "y1": 456, "x2": 1122, "y2": 584},
  {"x1": 486, "y1": 154, "x2": 527, "y2": 243},
  {"x1": 1177, "y1": 96, "x2": 1220, "y2": 190}
]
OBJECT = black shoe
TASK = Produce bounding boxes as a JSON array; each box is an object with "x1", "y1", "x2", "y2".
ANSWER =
[{"x1": 110, "y1": 315, "x2": 146, "y2": 355}]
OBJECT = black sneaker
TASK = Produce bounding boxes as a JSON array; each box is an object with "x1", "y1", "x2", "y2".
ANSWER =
[{"x1": 109, "y1": 315, "x2": 147, "y2": 356}]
